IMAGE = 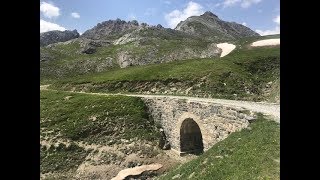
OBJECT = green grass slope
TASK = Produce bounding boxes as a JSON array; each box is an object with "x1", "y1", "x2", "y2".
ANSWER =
[
  {"x1": 40, "y1": 27, "x2": 216, "y2": 79},
  {"x1": 40, "y1": 90, "x2": 159, "y2": 143},
  {"x1": 40, "y1": 90, "x2": 160, "y2": 176},
  {"x1": 49, "y1": 42, "x2": 279, "y2": 102},
  {"x1": 158, "y1": 116, "x2": 280, "y2": 180}
]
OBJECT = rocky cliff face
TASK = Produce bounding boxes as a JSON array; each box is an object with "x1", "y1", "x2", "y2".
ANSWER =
[
  {"x1": 81, "y1": 19, "x2": 140, "y2": 40},
  {"x1": 40, "y1": 30, "x2": 80, "y2": 47},
  {"x1": 175, "y1": 11, "x2": 260, "y2": 41},
  {"x1": 40, "y1": 12, "x2": 260, "y2": 78}
]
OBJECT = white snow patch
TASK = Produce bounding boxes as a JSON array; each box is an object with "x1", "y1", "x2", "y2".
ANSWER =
[
  {"x1": 111, "y1": 164, "x2": 163, "y2": 180},
  {"x1": 251, "y1": 39, "x2": 280, "y2": 47},
  {"x1": 217, "y1": 43, "x2": 236, "y2": 57}
]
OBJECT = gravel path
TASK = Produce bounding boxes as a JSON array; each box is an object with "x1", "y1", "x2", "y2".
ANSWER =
[
  {"x1": 41, "y1": 86, "x2": 280, "y2": 123},
  {"x1": 126, "y1": 94, "x2": 279, "y2": 123}
]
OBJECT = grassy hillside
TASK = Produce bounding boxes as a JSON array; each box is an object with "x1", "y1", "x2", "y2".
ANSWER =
[
  {"x1": 40, "y1": 90, "x2": 159, "y2": 143},
  {"x1": 41, "y1": 34, "x2": 279, "y2": 81},
  {"x1": 40, "y1": 27, "x2": 219, "y2": 79},
  {"x1": 40, "y1": 90, "x2": 162, "y2": 178},
  {"x1": 49, "y1": 42, "x2": 279, "y2": 102},
  {"x1": 158, "y1": 115, "x2": 280, "y2": 180}
]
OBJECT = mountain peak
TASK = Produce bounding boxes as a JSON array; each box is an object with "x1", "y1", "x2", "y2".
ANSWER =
[
  {"x1": 201, "y1": 11, "x2": 218, "y2": 18},
  {"x1": 40, "y1": 30, "x2": 79, "y2": 47},
  {"x1": 81, "y1": 18, "x2": 142, "y2": 40},
  {"x1": 175, "y1": 12, "x2": 260, "y2": 40}
]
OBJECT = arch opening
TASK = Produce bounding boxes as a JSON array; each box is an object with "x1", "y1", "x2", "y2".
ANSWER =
[{"x1": 180, "y1": 118, "x2": 204, "y2": 155}]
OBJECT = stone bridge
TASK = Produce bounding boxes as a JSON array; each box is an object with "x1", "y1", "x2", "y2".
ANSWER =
[
  {"x1": 141, "y1": 97, "x2": 257, "y2": 155},
  {"x1": 40, "y1": 86, "x2": 279, "y2": 155}
]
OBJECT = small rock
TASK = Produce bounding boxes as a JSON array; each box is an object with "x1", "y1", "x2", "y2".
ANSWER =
[
  {"x1": 64, "y1": 96, "x2": 72, "y2": 100},
  {"x1": 89, "y1": 116, "x2": 97, "y2": 121},
  {"x1": 188, "y1": 172, "x2": 195, "y2": 179},
  {"x1": 163, "y1": 141, "x2": 171, "y2": 150},
  {"x1": 202, "y1": 158, "x2": 208, "y2": 164},
  {"x1": 81, "y1": 46, "x2": 96, "y2": 54},
  {"x1": 172, "y1": 174, "x2": 182, "y2": 179},
  {"x1": 156, "y1": 24, "x2": 163, "y2": 28}
]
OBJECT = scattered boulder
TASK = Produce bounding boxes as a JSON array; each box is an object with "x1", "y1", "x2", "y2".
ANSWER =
[
  {"x1": 158, "y1": 129, "x2": 171, "y2": 150},
  {"x1": 156, "y1": 24, "x2": 163, "y2": 29},
  {"x1": 81, "y1": 46, "x2": 96, "y2": 54}
]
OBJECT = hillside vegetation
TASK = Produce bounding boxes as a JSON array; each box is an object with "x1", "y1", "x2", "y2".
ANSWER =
[
  {"x1": 158, "y1": 115, "x2": 280, "y2": 180},
  {"x1": 40, "y1": 12, "x2": 261, "y2": 79},
  {"x1": 40, "y1": 11, "x2": 280, "y2": 179},
  {"x1": 40, "y1": 90, "x2": 175, "y2": 179},
  {"x1": 48, "y1": 37, "x2": 279, "y2": 102}
]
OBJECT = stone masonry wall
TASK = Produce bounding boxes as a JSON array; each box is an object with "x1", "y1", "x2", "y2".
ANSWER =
[{"x1": 142, "y1": 97, "x2": 255, "y2": 153}]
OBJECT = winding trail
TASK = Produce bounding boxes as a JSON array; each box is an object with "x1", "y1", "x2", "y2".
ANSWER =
[{"x1": 41, "y1": 85, "x2": 280, "y2": 123}]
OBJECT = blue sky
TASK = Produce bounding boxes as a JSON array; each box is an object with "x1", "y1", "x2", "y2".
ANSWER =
[{"x1": 40, "y1": 0, "x2": 280, "y2": 35}]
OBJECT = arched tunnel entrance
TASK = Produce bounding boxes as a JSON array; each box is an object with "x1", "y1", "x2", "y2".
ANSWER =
[{"x1": 180, "y1": 118, "x2": 204, "y2": 154}]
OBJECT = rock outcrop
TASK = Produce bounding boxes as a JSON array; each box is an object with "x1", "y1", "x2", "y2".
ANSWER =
[
  {"x1": 40, "y1": 12, "x2": 262, "y2": 77},
  {"x1": 40, "y1": 30, "x2": 79, "y2": 47},
  {"x1": 175, "y1": 11, "x2": 260, "y2": 41},
  {"x1": 81, "y1": 19, "x2": 140, "y2": 40}
]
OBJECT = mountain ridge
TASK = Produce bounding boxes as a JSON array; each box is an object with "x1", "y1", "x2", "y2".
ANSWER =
[
  {"x1": 40, "y1": 29, "x2": 79, "y2": 47},
  {"x1": 175, "y1": 11, "x2": 260, "y2": 41},
  {"x1": 40, "y1": 11, "x2": 261, "y2": 78}
]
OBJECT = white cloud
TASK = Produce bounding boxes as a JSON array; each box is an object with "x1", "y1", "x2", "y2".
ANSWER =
[
  {"x1": 40, "y1": 19, "x2": 66, "y2": 33},
  {"x1": 273, "y1": 15, "x2": 280, "y2": 25},
  {"x1": 256, "y1": 26, "x2": 279, "y2": 36},
  {"x1": 241, "y1": 0, "x2": 262, "y2": 8},
  {"x1": 71, "y1": 12, "x2": 80, "y2": 19},
  {"x1": 40, "y1": 2, "x2": 60, "y2": 18},
  {"x1": 223, "y1": 0, "x2": 262, "y2": 8},
  {"x1": 223, "y1": 0, "x2": 241, "y2": 7},
  {"x1": 256, "y1": 15, "x2": 280, "y2": 35},
  {"x1": 165, "y1": 1, "x2": 204, "y2": 28},
  {"x1": 215, "y1": 3, "x2": 222, "y2": 7},
  {"x1": 242, "y1": 22, "x2": 247, "y2": 26}
]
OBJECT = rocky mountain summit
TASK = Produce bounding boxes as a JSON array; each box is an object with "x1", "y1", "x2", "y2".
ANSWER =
[
  {"x1": 40, "y1": 30, "x2": 79, "y2": 47},
  {"x1": 81, "y1": 19, "x2": 140, "y2": 40},
  {"x1": 175, "y1": 11, "x2": 260, "y2": 41},
  {"x1": 40, "y1": 11, "x2": 261, "y2": 78}
]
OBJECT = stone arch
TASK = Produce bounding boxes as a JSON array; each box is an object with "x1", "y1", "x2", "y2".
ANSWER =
[
  {"x1": 180, "y1": 118, "x2": 203, "y2": 154},
  {"x1": 175, "y1": 112, "x2": 210, "y2": 154}
]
